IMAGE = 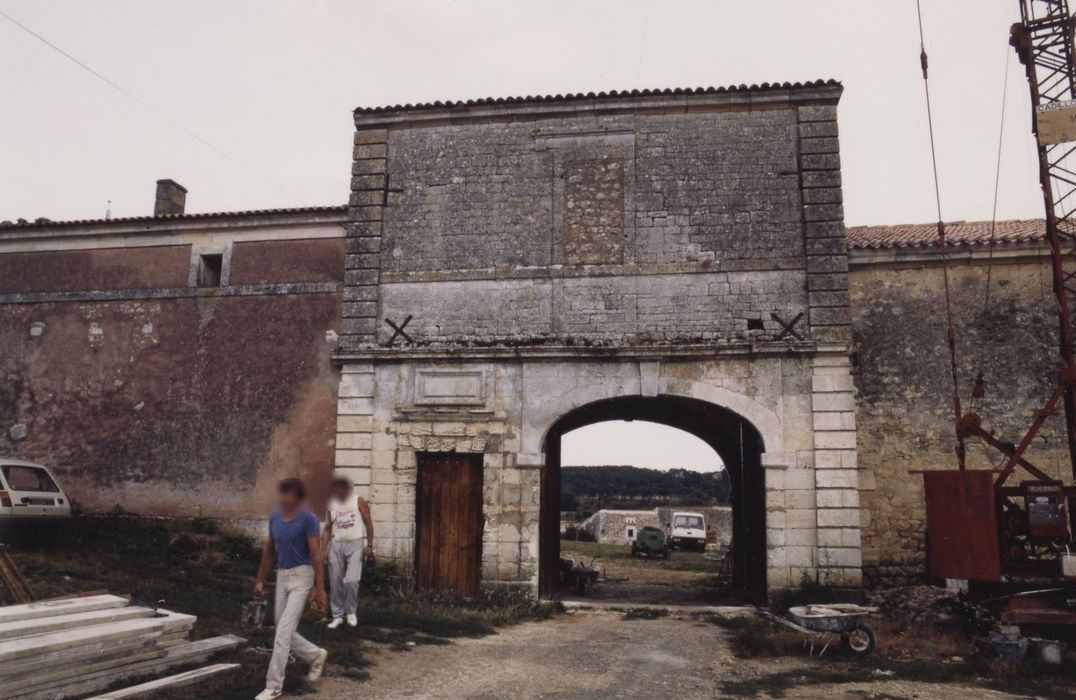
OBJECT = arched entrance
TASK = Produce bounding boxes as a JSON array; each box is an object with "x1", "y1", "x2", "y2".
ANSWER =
[{"x1": 540, "y1": 395, "x2": 767, "y2": 603}]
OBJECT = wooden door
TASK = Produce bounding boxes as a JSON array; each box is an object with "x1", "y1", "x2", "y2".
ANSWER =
[{"x1": 416, "y1": 453, "x2": 484, "y2": 596}]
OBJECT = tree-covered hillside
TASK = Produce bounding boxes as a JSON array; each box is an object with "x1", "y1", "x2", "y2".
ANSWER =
[{"x1": 561, "y1": 465, "x2": 730, "y2": 514}]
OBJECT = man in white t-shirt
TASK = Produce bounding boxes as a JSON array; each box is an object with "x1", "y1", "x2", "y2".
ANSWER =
[{"x1": 323, "y1": 475, "x2": 374, "y2": 628}]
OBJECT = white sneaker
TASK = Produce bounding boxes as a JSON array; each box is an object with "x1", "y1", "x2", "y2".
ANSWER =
[
  {"x1": 255, "y1": 689, "x2": 282, "y2": 700},
  {"x1": 346, "y1": 613, "x2": 358, "y2": 627},
  {"x1": 306, "y1": 647, "x2": 328, "y2": 682},
  {"x1": 327, "y1": 617, "x2": 344, "y2": 629}
]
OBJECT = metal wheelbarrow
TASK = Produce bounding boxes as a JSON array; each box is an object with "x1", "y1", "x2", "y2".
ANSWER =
[{"x1": 756, "y1": 604, "x2": 878, "y2": 657}]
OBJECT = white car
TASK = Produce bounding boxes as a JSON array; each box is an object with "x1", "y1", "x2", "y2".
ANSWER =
[{"x1": 0, "y1": 458, "x2": 72, "y2": 521}]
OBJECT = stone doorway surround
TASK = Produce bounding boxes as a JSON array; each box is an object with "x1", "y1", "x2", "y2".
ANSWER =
[{"x1": 331, "y1": 346, "x2": 862, "y2": 598}]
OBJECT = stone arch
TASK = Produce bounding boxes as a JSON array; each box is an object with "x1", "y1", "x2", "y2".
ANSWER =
[
  {"x1": 522, "y1": 375, "x2": 783, "y2": 457},
  {"x1": 539, "y1": 392, "x2": 770, "y2": 603}
]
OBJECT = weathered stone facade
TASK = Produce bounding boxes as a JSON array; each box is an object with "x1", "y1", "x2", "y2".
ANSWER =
[
  {"x1": 334, "y1": 82, "x2": 862, "y2": 600},
  {"x1": 848, "y1": 231, "x2": 1058, "y2": 586},
  {"x1": 0, "y1": 208, "x2": 347, "y2": 523}
]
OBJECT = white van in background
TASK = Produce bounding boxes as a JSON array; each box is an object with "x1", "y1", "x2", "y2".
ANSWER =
[
  {"x1": 667, "y1": 511, "x2": 707, "y2": 552},
  {"x1": 0, "y1": 459, "x2": 72, "y2": 522}
]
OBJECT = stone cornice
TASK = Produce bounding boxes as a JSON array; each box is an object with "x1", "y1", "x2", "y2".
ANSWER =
[
  {"x1": 332, "y1": 340, "x2": 832, "y2": 364},
  {"x1": 354, "y1": 84, "x2": 843, "y2": 130},
  {"x1": 848, "y1": 239, "x2": 1051, "y2": 268}
]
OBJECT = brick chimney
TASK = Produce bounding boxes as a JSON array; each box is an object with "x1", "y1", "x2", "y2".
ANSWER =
[{"x1": 154, "y1": 179, "x2": 187, "y2": 217}]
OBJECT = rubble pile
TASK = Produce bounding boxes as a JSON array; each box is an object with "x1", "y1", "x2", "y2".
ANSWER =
[{"x1": 868, "y1": 586, "x2": 994, "y2": 630}]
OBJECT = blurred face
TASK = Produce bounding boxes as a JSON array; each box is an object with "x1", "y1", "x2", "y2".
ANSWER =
[
  {"x1": 331, "y1": 481, "x2": 352, "y2": 501},
  {"x1": 278, "y1": 487, "x2": 302, "y2": 512}
]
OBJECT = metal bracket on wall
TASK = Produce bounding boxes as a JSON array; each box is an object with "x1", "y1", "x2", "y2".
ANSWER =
[
  {"x1": 771, "y1": 312, "x2": 805, "y2": 341},
  {"x1": 384, "y1": 315, "x2": 414, "y2": 347}
]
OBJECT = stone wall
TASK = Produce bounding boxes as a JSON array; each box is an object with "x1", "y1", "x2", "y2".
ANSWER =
[
  {"x1": 581, "y1": 509, "x2": 660, "y2": 545},
  {"x1": 0, "y1": 213, "x2": 347, "y2": 518},
  {"x1": 336, "y1": 84, "x2": 861, "y2": 598},
  {"x1": 580, "y1": 506, "x2": 734, "y2": 547},
  {"x1": 849, "y1": 244, "x2": 1059, "y2": 586},
  {"x1": 340, "y1": 84, "x2": 850, "y2": 350}
]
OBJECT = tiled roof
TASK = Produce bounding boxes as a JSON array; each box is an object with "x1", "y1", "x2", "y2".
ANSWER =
[
  {"x1": 0, "y1": 205, "x2": 348, "y2": 231},
  {"x1": 354, "y1": 79, "x2": 842, "y2": 114},
  {"x1": 847, "y1": 219, "x2": 1045, "y2": 250}
]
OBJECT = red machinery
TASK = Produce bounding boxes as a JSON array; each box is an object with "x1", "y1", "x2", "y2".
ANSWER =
[{"x1": 919, "y1": 0, "x2": 1076, "y2": 624}]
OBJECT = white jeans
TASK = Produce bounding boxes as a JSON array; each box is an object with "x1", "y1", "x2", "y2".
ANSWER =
[
  {"x1": 329, "y1": 538, "x2": 364, "y2": 619},
  {"x1": 267, "y1": 565, "x2": 322, "y2": 692}
]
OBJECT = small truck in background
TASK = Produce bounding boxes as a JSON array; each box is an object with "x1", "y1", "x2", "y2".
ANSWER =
[{"x1": 667, "y1": 511, "x2": 707, "y2": 552}]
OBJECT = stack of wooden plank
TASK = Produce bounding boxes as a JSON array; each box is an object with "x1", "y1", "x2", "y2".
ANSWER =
[{"x1": 0, "y1": 594, "x2": 243, "y2": 699}]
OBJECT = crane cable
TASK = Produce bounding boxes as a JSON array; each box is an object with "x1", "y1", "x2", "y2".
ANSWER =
[
  {"x1": 916, "y1": 0, "x2": 967, "y2": 467},
  {"x1": 984, "y1": 48, "x2": 1012, "y2": 314},
  {"x1": 971, "y1": 45, "x2": 1015, "y2": 408}
]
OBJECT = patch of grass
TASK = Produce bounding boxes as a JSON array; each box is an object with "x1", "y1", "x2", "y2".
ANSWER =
[
  {"x1": 701, "y1": 613, "x2": 803, "y2": 658},
  {"x1": 560, "y1": 539, "x2": 721, "y2": 573},
  {"x1": 7, "y1": 515, "x2": 559, "y2": 700}
]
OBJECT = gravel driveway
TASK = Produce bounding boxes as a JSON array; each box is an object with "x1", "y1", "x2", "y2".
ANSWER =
[{"x1": 314, "y1": 608, "x2": 1038, "y2": 699}]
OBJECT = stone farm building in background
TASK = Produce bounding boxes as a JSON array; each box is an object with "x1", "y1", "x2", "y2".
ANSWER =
[
  {"x1": 579, "y1": 507, "x2": 733, "y2": 547},
  {"x1": 0, "y1": 81, "x2": 1063, "y2": 600}
]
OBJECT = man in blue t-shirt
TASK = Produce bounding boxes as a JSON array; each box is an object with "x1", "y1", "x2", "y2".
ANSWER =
[{"x1": 253, "y1": 478, "x2": 328, "y2": 700}]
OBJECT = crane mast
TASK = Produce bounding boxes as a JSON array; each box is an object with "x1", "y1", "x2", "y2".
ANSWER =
[
  {"x1": 919, "y1": 2, "x2": 1076, "y2": 595},
  {"x1": 1007, "y1": 0, "x2": 1076, "y2": 483}
]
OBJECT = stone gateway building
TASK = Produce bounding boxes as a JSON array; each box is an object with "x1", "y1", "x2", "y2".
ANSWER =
[
  {"x1": 332, "y1": 81, "x2": 858, "y2": 602},
  {"x1": 0, "y1": 81, "x2": 1061, "y2": 601}
]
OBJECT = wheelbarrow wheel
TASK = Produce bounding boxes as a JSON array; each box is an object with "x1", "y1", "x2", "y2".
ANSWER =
[{"x1": 841, "y1": 623, "x2": 876, "y2": 657}]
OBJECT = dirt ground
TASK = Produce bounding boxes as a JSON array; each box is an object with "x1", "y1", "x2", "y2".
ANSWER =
[
  {"x1": 559, "y1": 540, "x2": 735, "y2": 605},
  {"x1": 314, "y1": 607, "x2": 1038, "y2": 699},
  {"x1": 8, "y1": 518, "x2": 1076, "y2": 699}
]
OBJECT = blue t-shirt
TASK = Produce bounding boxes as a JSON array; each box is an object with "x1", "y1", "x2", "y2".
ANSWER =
[{"x1": 269, "y1": 508, "x2": 320, "y2": 570}]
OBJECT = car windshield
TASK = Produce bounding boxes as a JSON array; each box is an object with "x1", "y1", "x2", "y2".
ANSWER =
[
  {"x1": 674, "y1": 515, "x2": 703, "y2": 529},
  {"x1": 2, "y1": 465, "x2": 60, "y2": 493}
]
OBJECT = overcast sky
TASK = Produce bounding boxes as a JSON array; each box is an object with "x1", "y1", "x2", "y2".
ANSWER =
[
  {"x1": 0, "y1": 0, "x2": 1045, "y2": 225},
  {"x1": 0, "y1": 1, "x2": 1046, "y2": 471},
  {"x1": 562, "y1": 421, "x2": 723, "y2": 472}
]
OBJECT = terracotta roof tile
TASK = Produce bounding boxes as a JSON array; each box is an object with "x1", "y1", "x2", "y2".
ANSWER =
[
  {"x1": 0, "y1": 205, "x2": 348, "y2": 231},
  {"x1": 354, "y1": 79, "x2": 842, "y2": 114},
  {"x1": 847, "y1": 219, "x2": 1045, "y2": 250}
]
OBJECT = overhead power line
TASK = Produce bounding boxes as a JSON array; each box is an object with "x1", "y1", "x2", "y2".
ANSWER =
[{"x1": 0, "y1": 8, "x2": 302, "y2": 204}]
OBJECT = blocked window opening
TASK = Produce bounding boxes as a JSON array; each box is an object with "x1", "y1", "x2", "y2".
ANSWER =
[{"x1": 197, "y1": 254, "x2": 223, "y2": 288}]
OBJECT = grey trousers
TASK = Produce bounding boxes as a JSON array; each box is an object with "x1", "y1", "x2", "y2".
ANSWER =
[
  {"x1": 267, "y1": 565, "x2": 322, "y2": 692},
  {"x1": 329, "y1": 538, "x2": 364, "y2": 619}
]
